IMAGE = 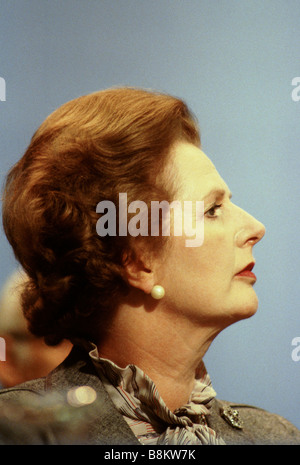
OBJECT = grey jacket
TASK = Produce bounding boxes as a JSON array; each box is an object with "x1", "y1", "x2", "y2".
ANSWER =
[{"x1": 0, "y1": 345, "x2": 299, "y2": 445}]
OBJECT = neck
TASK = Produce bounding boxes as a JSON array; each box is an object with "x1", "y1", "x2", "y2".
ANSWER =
[{"x1": 96, "y1": 299, "x2": 222, "y2": 412}]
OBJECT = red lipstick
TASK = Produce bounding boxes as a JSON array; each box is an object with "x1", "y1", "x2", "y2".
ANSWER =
[{"x1": 236, "y1": 262, "x2": 256, "y2": 281}]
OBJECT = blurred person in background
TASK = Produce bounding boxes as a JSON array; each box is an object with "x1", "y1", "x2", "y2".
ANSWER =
[{"x1": 0, "y1": 269, "x2": 72, "y2": 388}]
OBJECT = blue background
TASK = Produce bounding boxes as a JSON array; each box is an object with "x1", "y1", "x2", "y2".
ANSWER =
[{"x1": 1, "y1": 0, "x2": 299, "y2": 430}]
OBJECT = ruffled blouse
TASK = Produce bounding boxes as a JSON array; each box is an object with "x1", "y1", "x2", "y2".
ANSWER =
[{"x1": 88, "y1": 344, "x2": 225, "y2": 445}]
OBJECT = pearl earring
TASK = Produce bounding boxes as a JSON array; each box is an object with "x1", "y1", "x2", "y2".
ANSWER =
[{"x1": 150, "y1": 285, "x2": 165, "y2": 300}]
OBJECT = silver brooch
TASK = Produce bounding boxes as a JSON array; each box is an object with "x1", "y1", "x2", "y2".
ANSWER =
[{"x1": 220, "y1": 407, "x2": 243, "y2": 430}]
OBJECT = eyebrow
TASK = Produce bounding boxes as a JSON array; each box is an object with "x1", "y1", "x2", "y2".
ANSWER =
[{"x1": 202, "y1": 188, "x2": 232, "y2": 201}]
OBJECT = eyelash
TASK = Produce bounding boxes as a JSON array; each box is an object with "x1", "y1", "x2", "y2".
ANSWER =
[{"x1": 205, "y1": 203, "x2": 222, "y2": 218}]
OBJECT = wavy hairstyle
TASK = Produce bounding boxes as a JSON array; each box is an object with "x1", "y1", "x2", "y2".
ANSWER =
[{"x1": 2, "y1": 87, "x2": 200, "y2": 345}]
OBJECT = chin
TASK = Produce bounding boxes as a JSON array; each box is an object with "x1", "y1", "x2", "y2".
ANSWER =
[
  {"x1": 233, "y1": 294, "x2": 259, "y2": 322},
  {"x1": 221, "y1": 287, "x2": 259, "y2": 325}
]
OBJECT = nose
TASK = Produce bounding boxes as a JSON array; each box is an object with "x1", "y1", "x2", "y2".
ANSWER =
[{"x1": 234, "y1": 205, "x2": 266, "y2": 248}]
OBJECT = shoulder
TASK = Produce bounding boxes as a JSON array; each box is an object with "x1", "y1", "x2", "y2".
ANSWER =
[
  {"x1": 0, "y1": 346, "x2": 138, "y2": 445},
  {"x1": 0, "y1": 377, "x2": 47, "y2": 410},
  {"x1": 210, "y1": 398, "x2": 300, "y2": 445},
  {"x1": 0, "y1": 377, "x2": 46, "y2": 397},
  {"x1": 0, "y1": 377, "x2": 61, "y2": 445}
]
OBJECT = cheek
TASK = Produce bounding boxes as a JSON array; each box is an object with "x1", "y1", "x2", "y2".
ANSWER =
[
  {"x1": 162, "y1": 231, "x2": 234, "y2": 295},
  {"x1": 198, "y1": 227, "x2": 235, "y2": 274}
]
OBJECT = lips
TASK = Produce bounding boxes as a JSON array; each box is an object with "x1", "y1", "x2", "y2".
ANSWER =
[{"x1": 236, "y1": 262, "x2": 256, "y2": 280}]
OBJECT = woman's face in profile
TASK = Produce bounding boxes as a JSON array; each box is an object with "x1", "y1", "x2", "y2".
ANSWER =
[{"x1": 156, "y1": 142, "x2": 266, "y2": 329}]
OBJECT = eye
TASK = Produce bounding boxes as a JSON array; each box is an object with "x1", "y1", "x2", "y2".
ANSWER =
[{"x1": 205, "y1": 203, "x2": 222, "y2": 218}]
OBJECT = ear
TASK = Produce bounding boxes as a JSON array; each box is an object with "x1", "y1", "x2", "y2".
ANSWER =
[{"x1": 122, "y1": 249, "x2": 156, "y2": 295}]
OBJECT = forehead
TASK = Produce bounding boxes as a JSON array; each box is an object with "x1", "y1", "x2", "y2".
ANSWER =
[{"x1": 172, "y1": 142, "x2": 230, "y2": 200}]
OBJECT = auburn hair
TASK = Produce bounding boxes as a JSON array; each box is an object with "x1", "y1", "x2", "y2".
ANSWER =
[{"x1": 2, "y1": 87, "x2": 200, "y2": 345}]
